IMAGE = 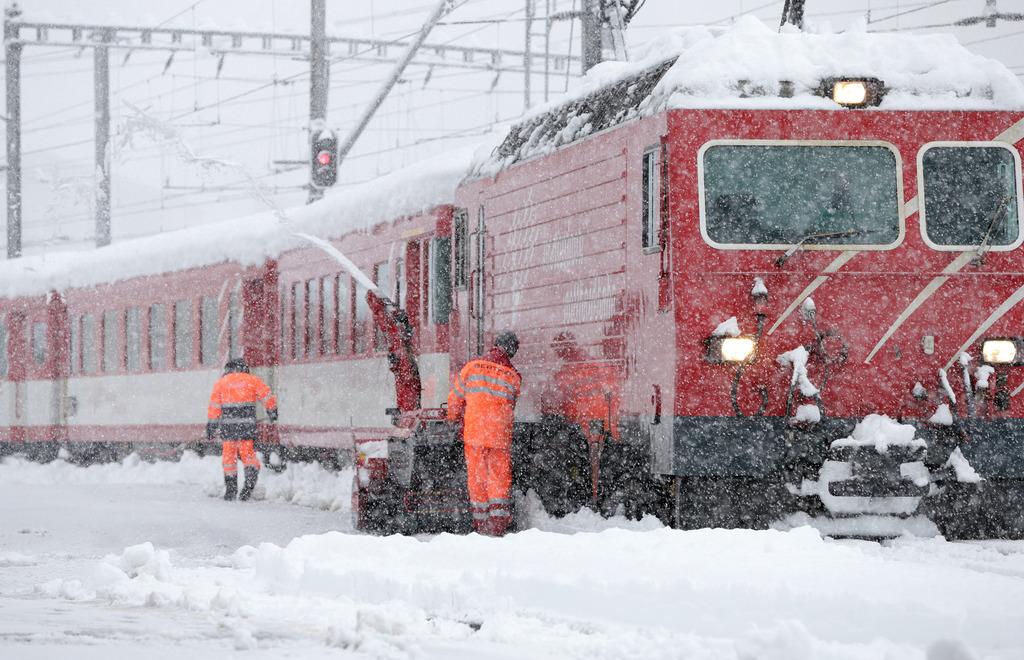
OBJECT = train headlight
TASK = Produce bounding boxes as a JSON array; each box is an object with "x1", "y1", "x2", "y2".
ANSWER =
[
  {"x1": 819, "y1": 77, "x2": 885, "y2": 108},
  {"x1": 721, "y1": 337, "x2": 757, "y2": 362},
  {"x1": 982, "y1": 339, "x2": 1017, "y2": 364},
  {"x1": 832, "y1": 81, "x2": 867, "y2": 105}
]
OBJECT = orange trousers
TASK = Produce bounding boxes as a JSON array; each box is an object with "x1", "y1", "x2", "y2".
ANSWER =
[
  {"x1": 464, "y1": 445, "x2": 512, "y2": 535},
  {"x1": 222, "y1": 440, "x2": 261, "y2": 476}
]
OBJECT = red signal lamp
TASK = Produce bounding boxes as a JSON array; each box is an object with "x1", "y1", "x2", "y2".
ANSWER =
[{"x1": 316, "y1": 150, "x2": 333, "y2": 166}]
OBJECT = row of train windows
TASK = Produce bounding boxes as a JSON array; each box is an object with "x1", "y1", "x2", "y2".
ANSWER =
[
  {"x1": 281, "y1": 241, "x2": 452, "y2": 361},
  {"x1": 67, "y1": 294, "x2": 243, "y2": 376},
  {"x1": 0, "y1": 319, "x2": 50, "y2": 376}
]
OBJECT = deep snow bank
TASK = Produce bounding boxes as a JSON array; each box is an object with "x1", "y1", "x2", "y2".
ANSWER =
[
  {"x1": 37, "y1": 526, "x2": 1024, "y2": 659},
  {"x1": 0, "y1": 452, "x2": 659, "y2": 533},
  {"x1": 0, "y1": 452, "x2": 355, "y2": 513}
]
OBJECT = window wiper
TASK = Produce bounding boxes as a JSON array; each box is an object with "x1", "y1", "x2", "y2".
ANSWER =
[
  {"x1": 973, "y1": 194, "x2": 1010, "y2": 265},
  {"x1": 774, "y1": 228, "x2": 867, "y2": 267}
]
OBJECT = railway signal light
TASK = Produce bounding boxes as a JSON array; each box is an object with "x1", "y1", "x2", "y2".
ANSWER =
[{"x1": 311, "y1": 128, "x2": 338, "y2": 189}]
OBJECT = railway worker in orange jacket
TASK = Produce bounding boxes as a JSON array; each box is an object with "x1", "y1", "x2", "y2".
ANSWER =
[
  {"x1": 207, "y1": 358, "x2": 279, "y2": 501},
  {"x1": 447, "y1": 331, "x2": 522, "y2": 537}
]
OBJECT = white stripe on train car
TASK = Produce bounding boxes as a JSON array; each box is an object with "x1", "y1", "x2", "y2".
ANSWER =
[
  {"x1": 766, "y1": 251, "x2": 859, "y2": 335},
  {"x1": 945, "y1": 283, "x2": 1024, "y2": 371},
  {"x1": 863, "y1": 251, "x2": 975, "y2": 364}
]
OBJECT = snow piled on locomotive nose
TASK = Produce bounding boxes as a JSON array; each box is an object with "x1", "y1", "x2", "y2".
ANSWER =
[{"x1": 831, "y1": 414, "x2": 924, "y2": 453}]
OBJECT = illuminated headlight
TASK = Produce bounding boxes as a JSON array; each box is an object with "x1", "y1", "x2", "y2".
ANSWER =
[
  {"x1": 721, "y1": 337, "x2": 757, "y2": 362},
  {"x1": 819, "y1": 77, "x2": 885, "y2": 108},
  {"x1": 833, "y1": 81, "x2": 867, "y2": 105},
  {"x1": 982, "y1": 339, "x2": 1017, "y2": 364}
]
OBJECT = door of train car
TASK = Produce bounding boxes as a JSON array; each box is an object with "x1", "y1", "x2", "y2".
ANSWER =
[
  {"x1": 463, "y1": 206, "x2": 488, "y2": 359},
  {"x1": 0, "y1": 298, "x2": 67, "y2": 450},
  {"x1": 0, "y1": 310, "x2": 22, "y2": 445}
]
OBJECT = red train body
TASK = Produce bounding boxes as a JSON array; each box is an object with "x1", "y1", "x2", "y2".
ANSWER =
[{"x1": 4, "y1": 26, "x2": 1024, "y2": 535}]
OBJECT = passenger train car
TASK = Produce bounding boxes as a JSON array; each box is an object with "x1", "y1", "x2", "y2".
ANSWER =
[{"x1": 3, "y1": 20, "x2": 1024, "y2": 536}]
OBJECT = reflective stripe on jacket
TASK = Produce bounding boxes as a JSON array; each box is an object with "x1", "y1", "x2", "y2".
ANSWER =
[
  {"x1": 447, "y1": 351, "x2": 521, "y2": 449},
  {"x1": 208, "y1": 372, "x2": 278, "y2": 441}
]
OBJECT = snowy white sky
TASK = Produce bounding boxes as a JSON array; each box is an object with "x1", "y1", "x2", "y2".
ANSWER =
[{"x1": 3, "y1": 0, "x2": 1023, "y2": 256}]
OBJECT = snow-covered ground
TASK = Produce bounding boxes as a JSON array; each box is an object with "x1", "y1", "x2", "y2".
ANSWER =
[{"x1": 2, "y1": 454, "x2": 1023, "y2": 659}]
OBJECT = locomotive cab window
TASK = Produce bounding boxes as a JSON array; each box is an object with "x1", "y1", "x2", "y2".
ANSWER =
[
  {"x1": 699, "y1": 141, "x2": 903, "y2": 249},
  {"x1": 919, "y1": 143, "x2": 1023, "y2": 251}
]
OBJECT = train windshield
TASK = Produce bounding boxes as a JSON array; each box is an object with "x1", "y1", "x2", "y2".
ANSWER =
[
  {"x1": 701, "y1": 142, "x2": 901, "y2": 247},
  {"x1": 920, "y1": 145, "x2": 1021, "y2": 249}
]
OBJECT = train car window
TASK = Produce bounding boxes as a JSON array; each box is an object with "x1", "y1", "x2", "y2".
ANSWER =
[
  {"x1": 200, "y1": 296, "x2": 218, "y2": 366},
  {"x1": 373, "y1": 263, "x2": 390, "y2": 350},
  {"x1": 642, "y1": 148, "x2": 660, "y2": 249},
  {"x1": 306, "y1": 279, "x2": 320, "y2": 357},
  {"x1": 126, "y1": 308, "x2": 142, "y2": 373},
  {"x1": 321, "y1": 276, "x2": 335, "y2": 355},
  {"x1": 279, "y1": 290, "x2": 287, "y2": 360},
  {"x1": 149, "y1": 304, "x2": 166, "y2": 371},
  {"x1": 699, "y1": 141, "x2": 902, "y2": 248},
  {"x1": 453, "y1": 208, "x2": 469, "y2": 288},
  {"x1": 431, "y1": 236, "x2": 452, "y2": 325},
  {"x1": 101, "y1": 311, "x2": 119, "y2": 373},
  {"x1": 337, "y1": 275, "x2": 351, "y2": 354},
  {"x1": 421, "y1": 240, "x2": 430, "y2": 325},
  {"x1": 354, "y1": 281, "x2": 369, "y2": 354},
  {"x1": 174, "y1": 300, "x2": 193, "y2": 369},
  {"x1": 229, "y1": 290, "x2": 242, "y2": 360},
  {"x1": 292, "y1": 282, "x2": 304, "y2": 360},
  {"x1": 69, "y1": 315, "x2": 80, "y2": 375},
  {"x1": 31, "y1": 322, "x2": 47, "y2": 366},
  {"x1": 395, "y1": 258, "x2": 406, "y2": 309},
  {"x1": 920, "y1": 143, "x2": 1023, "y2": 251},
  {"x1": 0, "y1": 317, "x2": 7, "y2": 378},
  {"x1": 82, "y1": 314, "x2": 99, "y2": 374}
]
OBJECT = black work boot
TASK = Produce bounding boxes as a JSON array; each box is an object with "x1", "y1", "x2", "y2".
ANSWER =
[
  {"x1": 223, "y1": 474, "x2": 238, "y2": 501},
  {"x1": 239, "y1": 467, "x2": 260, "y2": 501}
]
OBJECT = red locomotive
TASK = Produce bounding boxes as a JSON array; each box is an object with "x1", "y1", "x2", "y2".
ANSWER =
[{"x1": 3, "y1": 22, "x2": 1024, "y2": 537}]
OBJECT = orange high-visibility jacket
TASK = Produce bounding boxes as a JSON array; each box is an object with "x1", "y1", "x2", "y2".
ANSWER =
[
  {"x1": 553, "y1": 360, "x2": 621, "y2": 443},
  {"x1": 207, "y1": 372, "x2": 278, "y2": 441},
  {"x1": 448, "y1": 352, "x2": 521, "y2": 449}
]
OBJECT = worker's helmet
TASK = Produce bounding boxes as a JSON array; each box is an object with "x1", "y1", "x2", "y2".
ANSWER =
[
  {"x1": 224, "y1": 357, "x2": 250, "y2": 374},
  {"x1": 494, "y1": 331, "x2": 520, "y2": 358}
]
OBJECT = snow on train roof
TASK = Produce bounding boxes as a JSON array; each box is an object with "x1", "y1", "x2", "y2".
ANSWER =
[
  {"x1": 487, "y1": 16, "x2": 1024, "y2": 170},
  {"x1": 0, "y1": 145, "x2": 485, "y2": 299}
]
